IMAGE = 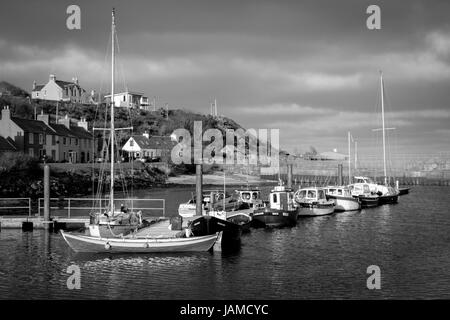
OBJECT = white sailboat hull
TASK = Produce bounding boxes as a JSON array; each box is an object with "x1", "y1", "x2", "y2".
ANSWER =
[{"x1": 61, "y1": 231, "x2": 218, "y2": 253}]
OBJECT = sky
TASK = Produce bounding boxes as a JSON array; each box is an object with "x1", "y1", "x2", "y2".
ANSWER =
[{"x1": 0, "y1": 0, "x2": 449, "y2": 157}]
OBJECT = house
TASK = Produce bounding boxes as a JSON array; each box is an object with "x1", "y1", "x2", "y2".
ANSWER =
[
  {"x1": 0, "y1": 136, "x2": 17, "y2": 153},
  {"x1": 104, "y1": 91, "x2": 149, "y2": 109},
  {"x1": 122, "y1": 133, "x2": 175, "y2": 161},
  {"x1": 0, "y1": 106, "x2": 95, "y2": 163},
  {"x1": 31, "y1": 74, "x2": 90, "y2": 104}
]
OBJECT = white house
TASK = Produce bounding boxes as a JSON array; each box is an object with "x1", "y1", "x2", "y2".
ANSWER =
[
  {"x1": 122, "y1": 133, "x2": 175, "y2": 161},
  {"x1": 104, "y1": 91, "x2": 149, "y2": 109},
  {"x1": 31, "y1": 74, "x2": 90, "y2": 103}
]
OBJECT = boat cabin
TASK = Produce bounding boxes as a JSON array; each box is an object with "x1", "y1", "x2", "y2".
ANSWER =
[
  {"x1": 269, "y1": 185, "x2": 295, "y2": 211},
  {"x1": 295, "y1": 187, "x2": 327, "y2": 203},
  {"x1": 324, "y1": 187, "x2": 352, "y2": 198},
  {"x1": 348, "y1": 183, "x2": 372, "y2": 196},
  {"x1": 236, "y1": 189, "x2": 260, "y2": 202},
  {"x1": 354, "y1": 176, "x2": 376, "y2": 184}
]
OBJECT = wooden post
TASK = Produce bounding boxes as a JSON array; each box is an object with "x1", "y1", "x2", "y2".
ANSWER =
[
  {"x1": 195, "y1": 164, "x2": 203, "y2": 216},
  {"x1": 287, "y1": 164, "x2": 293, "y2": 188},
  {"x1": 338, "y1": 164, "x2": 343, "y2": 186},
  {"x1": 44, "y1": 165, "x2": 50, "y2": 230}
]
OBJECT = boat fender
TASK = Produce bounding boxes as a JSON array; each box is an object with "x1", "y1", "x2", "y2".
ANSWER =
[{"x1": 105, "y1": 242, "x2": 111, "y2": 250}]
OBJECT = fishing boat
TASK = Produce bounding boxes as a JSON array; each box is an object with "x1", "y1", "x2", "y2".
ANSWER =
[
  {"x1": 294, "y1": 187, "x2": 335, "y2": 216},
  {"x1": 178, "y1": 190, "x2": 239, "y2": 218},
  {"x1": 61, "y1": 9, "x2": 219, "y2": 253},
  {"x1": 323, "y1": 186, "x2": 361, "y2": 211},
  {"x1": 348, "y1": 183, "x2": 380, "y2": 208},
  {"x1": 252, "y1": 184, "x2": 298, "y2": 228}
]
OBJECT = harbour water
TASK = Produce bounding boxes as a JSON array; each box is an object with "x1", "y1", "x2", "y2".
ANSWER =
[{"x1": 1, "y1": 185, "x2": 450, "y2": 299}]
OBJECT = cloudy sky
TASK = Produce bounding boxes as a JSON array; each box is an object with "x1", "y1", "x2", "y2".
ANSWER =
[{"x1": 1, "y1": 0, "x2": 449, "y2": 156}]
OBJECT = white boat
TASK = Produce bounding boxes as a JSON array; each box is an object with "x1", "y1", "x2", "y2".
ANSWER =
[
  {"x1": 61, "y1": 229, "x2": 218, "y2": 253},
  {"x1": 294, "y1": 187, "x2": 335, "y2": 216},
  {"x1": 323, "y1": 186, "x2": 361, "y2": 211},
  {"x1": 61, "y1": 9, "x2": 219, "y2": 253},
  {"x1": 348, "y1": 183, "x2": 380, "y2": 208}
]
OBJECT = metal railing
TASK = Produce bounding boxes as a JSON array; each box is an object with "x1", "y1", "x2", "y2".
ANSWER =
[
  {"x1": 0, "y1": 198, "x2": 32, "y2": 216},
  {"x1": 37, "y1": 197, "x2": 165, "y2": 218}
]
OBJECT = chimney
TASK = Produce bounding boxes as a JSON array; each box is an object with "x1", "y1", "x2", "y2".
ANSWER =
[
  {"x1": 72, "y1": 77, "x2": 79, "y2": 85},
  {"x1": 1, "y1": 106, "x2": 11, "y2": 120},
  {"x1": 77, "y1": 117, "x2": 88, "y2": 131},
  {"x1": 143, "y1": 131, "x2": 149, "y2": 139},
  {"x1": 49, "y1": 74, "x2": 56, "y2": 82},
  {"x1": 58, "y1": 114, "x2": 70, "y2": 129},
  {"x1": 37, "y1": 111, "x2": 50, "y2": 125},
  {"x1": 33, "y1": 81, "x2": 36, "y2": 90}
]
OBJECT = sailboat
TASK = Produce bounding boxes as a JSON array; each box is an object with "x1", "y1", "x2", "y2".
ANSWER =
[
  {"x1": 349, "y1": 72, "x2": 399, "y2": 204},
  {"x1": 61, "y1": 9, "x2": 219, "y2": 253}
]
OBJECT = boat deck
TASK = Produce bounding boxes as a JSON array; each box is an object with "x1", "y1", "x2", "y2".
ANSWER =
[{"x1": 134, "y1": 219, "x2": 184, "y2": 238}]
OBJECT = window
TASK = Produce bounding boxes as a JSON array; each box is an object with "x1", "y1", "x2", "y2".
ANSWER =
[
  {"x1": 75, "y1": 138, "x2": 78, "y2": 146},
  {"x1": 39, "y1": 134, "x2": 43, "y2": 144},
  {"x1": 28, "y1": 148, "x2": 34, "y2": 157},
  {"x1": 28, "y1": 133, "x2": 34, "y2": 144},
  {"x1": 63, "y1": 152, "x2": 66, "y2": 160},
  {"x1": 63, "y1": 137, "x2": 67, "y2": 145},
  {"x1": 307, "y1": 190, "x2": 316, "y2": 198},
  {"x1": 52, "y1": 135, "x2": 56, "y2": 145},
  {"x1": 130, "y1": 139, "x2": 134, "y2": 147},
  {"x1": 51, "y1": 150, "x2": 56, "y2": 160},
  {"x1": 273, "y1": 194, "x2": 278, "y2": 203},
  {"x1": 17, "y1": 132, "x2": 22, "y2": 137}
]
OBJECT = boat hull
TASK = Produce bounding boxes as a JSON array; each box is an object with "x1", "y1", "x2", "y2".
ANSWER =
[
  {"x1": 358, "y1": 196, "x2": 379, "y2": 208},
  {"x1": 327, "y1": 195, "x2": 360, "y2": 212},
  {"x1": 251, "y1": 209, "x2": 298, "y2": 228},
  {"x1": 379, "y1": 194, "x2": 399, "y2": 204},
  {"x1": 297, "y1": 203, "x2": 335, "y2": 216},
  {"x1": 189, "y1": 216, "x2": 242, "y2": 243},
  {"x1": 61, "y1": 231, "x2": 218, "y2": 253},
  {"x1": 398, "y1": 188, "x2": 410, "y2": 195}
]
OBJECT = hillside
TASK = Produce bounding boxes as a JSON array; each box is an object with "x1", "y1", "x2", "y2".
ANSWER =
[{"x1": 0, "y1": 82, "x2": 246, "y2": 144}]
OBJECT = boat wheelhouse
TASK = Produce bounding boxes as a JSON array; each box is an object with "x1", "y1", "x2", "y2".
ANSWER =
[
  {"x1": 324, "y1": 186, "x2": 361, "y2": 212},
  {"x1": 348, "y1": 183, "x2": 380, "y2": 208},
  {"x1": 252, "y1": 184, "x2": 298, "y2": 228},
  {"x1": 294, "y1": 187, "x2": 335, "y2": 216}
]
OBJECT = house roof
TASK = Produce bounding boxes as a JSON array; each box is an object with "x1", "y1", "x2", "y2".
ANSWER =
[
  {"x1": 70, "y1": 126, "x2": 92, "y2": 139},
  {"x1": 147, "y1": 136, "x2": 176, "y2": 150},
  {"x1": 129, "y1": 135, "x2": 175, "y2": 150},
  {"x1": 32, "y1": 85, "x2": 45, "y2": 92},
  {"x1": 130, "y1": 135, "x2": 152, "y2": 149},
  {"x1": 0, "y1": 136, "x2": 17, "y2": 151},
  {"x1": 49, "y1": 124, "x2": 76, "y2": 137},
  {"x1": 11, "y1": 117, "x2": 54, "y2": 134}
]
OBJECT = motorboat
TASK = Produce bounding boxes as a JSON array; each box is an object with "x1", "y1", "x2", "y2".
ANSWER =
[{"x1": 294, "y1": 187, "x2": 335, "y2": 216}]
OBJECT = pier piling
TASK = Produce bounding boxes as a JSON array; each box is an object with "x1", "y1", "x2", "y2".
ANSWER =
[
  {"x1": 44, "y1": 165, "x2": 50, "y2": 230},
  {"x1": 338, "y1": 164, "x2": 343, "y2": 186},
  {"x1": 195, "y1": 164, "x2": 203, "y2": 216},
  {"x1": 287, "y1": 164, "x2": 293, "y2": 188}
]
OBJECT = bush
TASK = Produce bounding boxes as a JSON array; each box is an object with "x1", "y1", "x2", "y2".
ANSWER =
[{"x1": 0, "y1": 152, "x2": 40, "y2": 174}]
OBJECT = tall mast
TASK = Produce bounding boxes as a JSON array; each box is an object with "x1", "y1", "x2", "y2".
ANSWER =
[
  {"x1": 348, "y1": 131, "x2": 351, "y2": 184},
  {"x1": 110, "y1": 8, "x2": 116, "y2": 215},
  {"x1": 380, "y1": 71, "x2": 387, "y2": 186}
]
